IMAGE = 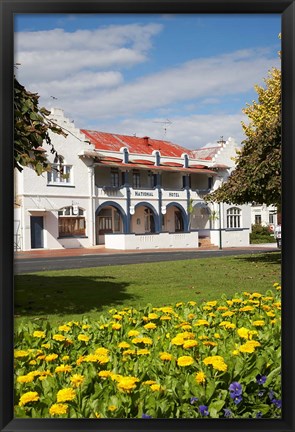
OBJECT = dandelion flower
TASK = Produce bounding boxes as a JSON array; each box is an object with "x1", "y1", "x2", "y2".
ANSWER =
[
  {"x1": 56, "y1": 388, "x2": 76, "y2": 403},
  {"x1": 177, "y1": 356, "x2": 194, "y2": 367},
  {"x1": 19, "y1": 391, "x2": 39, "y2": 406},
  {"x1": 49, "y1": 403, "x2": 68, "y2": 416},
  {"x1": 55, "y1": 364, "x2": 72, "y2": 373},
  {"x1": 78, "y1": 334, "x2": 90, "y2": 342},
  {"x1": 33, "y1": 331, "x2": 46, "y2": 338},
  {"x1": 195, "y1": 371, "x2": 206, "y2": 384}
]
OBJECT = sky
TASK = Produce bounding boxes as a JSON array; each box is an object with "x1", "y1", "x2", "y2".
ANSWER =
[{"x1": 14, "y1": 14, "x2": 281, "y2": 150}]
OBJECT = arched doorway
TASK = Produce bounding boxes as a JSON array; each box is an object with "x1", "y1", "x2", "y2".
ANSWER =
[
  {"x1": 131, "y1": 203, "x2": 159, "y2": 234},
  {"x1": 95, "y1": 203, "x2": 126, "y2": 244},
  {"x1": 190, "y1": 202, "x2": 211, "y2": 230},
  {"x1": 164, "y1": 203, "x2": 187, "y2": 233}
]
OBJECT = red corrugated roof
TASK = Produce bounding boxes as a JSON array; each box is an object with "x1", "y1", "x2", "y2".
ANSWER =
[{"x1": 81, "y1": 129, "x2": 189, "y2": 157}]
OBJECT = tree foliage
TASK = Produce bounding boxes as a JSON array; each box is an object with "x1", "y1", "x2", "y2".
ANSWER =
[
  {"x1": 205, "y1": 66, "x2": 281, "y2": 207},
  {"x1": 14, "y1": 77, "x2": 67, "y2": 175}
]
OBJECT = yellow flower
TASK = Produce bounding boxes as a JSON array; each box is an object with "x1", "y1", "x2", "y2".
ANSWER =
[
  {"x1": 188, "y1": 301, "x2": 197, "y2": 306},
  {"x1": 137, "y1": 349, "x2": 150, "y2": 355},
  {"x1": 159, "y1": 352, "x2": 173, "y2": 361},
  {"x1": 53, "y1": 334, "x2": 66, "y2": 342},
  {"x1": 55, "y1": 364, "x2": 72, "y2": 373},
  {"x1": 33, "y1": 331, "x2": 46, "y2": 338},
  {"x1": 214, "y1": 333, "x2": 221, "y2": 339},
  {"x1": 82, "y1": 324, "x2": 91, "y2": 330},
  {"x1": 112, "y1": 323, "x2": 122, "y2": 330},
  {"x1": 95, "y1": 347, "x2": 109, "y2": 356},
  {"x1": 148, "y1": 313, "x2": 159, "y2": 320},
  {"x1": 116, "y1": 376, "x2": 139, "y2": 393},
  {"x1": 177, "y1": 356, "x2": 194, "y2": 367},
  {"x1": 183, "y1": 340, "x2": 198, "y2": 349},
  {"x1": 118, "y1": 341, "x2": 130, "y2": 349},
  {"x1": 202, "y1": 341, "x2": 218, "y2": 347},
  {"x1": 128, "y1": 330, "x2": 140, "y2": 337},
  {"x1": 176, "y1": 302, "x2": 183, "y2": 307},
  {"x1": 49, "y1": 403, "x2": 68, "y2": 415},
  {"x1": 78, "y1": 334, "x2": 90, "y2": 342},
  {"x1": 252, "y1": 320, "x2": 265, "y2": 327},
  {"x1": 17, "y1": 373, "x2": 35, "y2": 384},
  {"x1": 219, "y1": 321, "x2": 236, "y2": 330},
  {"x1": 62, "y1": 355, "x2": 70, "y2": 362},
  {"x1": 45, "y1": 354, "x2": 58, "y2": 362},
  {"x1": 239, "y1": 340, "x2": 261, "y2": 353},
  {"x1": 70, "y1": 374, "x2": 84, "y2": 387},
  {"x1": 195, "y1": 371, "x2": 206, "y2": 384},
  {"x1": 150, "y1": 384, "x2": 162, "y2": 392},
  {"x1": 237, "y1": 327, "x2": 258, "y2": 340},
  {"x1": 222, "y1": 311, "x2": 235, "y2": 317},
  {"x1": 144, "y1": 323, "x2": 157, "y2": 330},
  {"x1": 95, "y1": 412, "x2": 101, "y2": 418},
  {"x1": 14, "y1": 350, "x2": 29, "y2": 358},
  {"x1": 98, "y1": 370, "x2": 113, "y2": 379},
  {"x1": 58, "y1": 325, "x2": 71, "y2": 332},
  {"x1": 160, "y1": 315, "x2": 171, "y2": 321},
  {"x1": 251, "y1": 293, "x2": 262, "y2": 298},
  {"x1": 56, "y1": 388, "x2": 76, "y2": 403},
  {"x1": 160, "y1": 306, "x2": 174, "y2": 314},
  {"x1": 203, "y1": 355, "x2": 227, "y2": 372},
  {"x1": 41, "y1": 343, "x2": 50, "y2": 349},
  {"x1": 194, "y1": 319, "x2": 209, "y2": 326},
  {"x1": 239, "y1": 306, "x2": 254, "y2": 312},
  {"x1": 19, "y1": 391, "x2": 39, "y2": 406},
  {"x1": 206, "y1": 301, "x2": 217, "y2": 307},
  {"x1": 232, "y1": 349, "x2": 240, "y2": 356},
  {"x1": 108, "y1": 405, "x2": 117, "y2": 412}
]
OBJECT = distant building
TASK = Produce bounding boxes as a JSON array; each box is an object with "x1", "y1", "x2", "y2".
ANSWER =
[{"x1": 14, "y1": 108, "x2": 253, "y2": 251}]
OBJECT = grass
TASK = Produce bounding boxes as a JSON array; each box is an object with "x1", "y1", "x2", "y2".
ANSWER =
[{"x1": 15, "y1": 252, "x2": 281, "y2": 326}]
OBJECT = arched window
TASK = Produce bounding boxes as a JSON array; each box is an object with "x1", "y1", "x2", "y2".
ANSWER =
[
  {"x1": 58, "y1": 206, "x2": 86, "y2": 237},
  {"x1": 227, "y1": 207, "x2": 241, "y2": 228}
]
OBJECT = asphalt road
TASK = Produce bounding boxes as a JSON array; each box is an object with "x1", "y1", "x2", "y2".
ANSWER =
[{"x1": 14, "y1": 248, "x2": 278, "y2": 274}]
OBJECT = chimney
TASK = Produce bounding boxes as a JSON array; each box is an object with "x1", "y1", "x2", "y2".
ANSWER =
[{"x1": 143, "y1": 136, "x2": 150, "y2": 146}]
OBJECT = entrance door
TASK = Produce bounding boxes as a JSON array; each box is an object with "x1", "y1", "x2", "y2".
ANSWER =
[
  {"x1": 30, "y1": 216, "x2": 44, "y2": 249},
  {"x1": 97, "y1": 216, "x2": 113, "y2": 244}
]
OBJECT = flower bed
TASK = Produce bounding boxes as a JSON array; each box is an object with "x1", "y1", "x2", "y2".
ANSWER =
[{"x1": 14, "y1": 283, "x2": 282, "y2": 419}]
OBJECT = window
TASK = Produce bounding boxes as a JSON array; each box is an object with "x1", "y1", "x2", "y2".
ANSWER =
[
  {"x1": 255, "y1": 215, "x2": 262, "y2": 225},
  {"x1": 208, "y1": 177, "x2": 213, "y2": 189},
  {"x1": 48, "y1": 156, "x2": 72, "y2": 185},
  {"x1": 227, "y1": 207, "x2": 241, "y2": 228},
  {"x1": 111, "y1": 169, "x2": 120, "y2": 188},
  {"x1": 58, "y1": 206, "x2": 86, "y2": 237},
  {"x1": 132, "y1": 170, "x2": 141, "y2": 188},
  {"x1": 148, "y1": 171, "x2": 157, "y2": 188},
  {"x1": 269, "y1": 213, "x2": 275, "y2": 224}
]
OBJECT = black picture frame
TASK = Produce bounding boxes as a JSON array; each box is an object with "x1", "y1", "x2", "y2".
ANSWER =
[{"x1": 1, "y1": 1, "x2": 294, "y2": 431}]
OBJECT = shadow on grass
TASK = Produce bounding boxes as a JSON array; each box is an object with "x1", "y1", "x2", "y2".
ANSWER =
[
  {"x1": 234, "y1": 251, "x2": 281, "y2": 265},
  {"x1": 14, "y1": 274, "x2": 137, "y2": 317}
]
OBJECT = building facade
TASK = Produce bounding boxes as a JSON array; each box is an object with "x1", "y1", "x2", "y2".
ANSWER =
[{"x1": 14, "y1": 108, "x2": 253, "y2": 251}]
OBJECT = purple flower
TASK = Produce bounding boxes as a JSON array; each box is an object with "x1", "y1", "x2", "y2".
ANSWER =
[
  {"x1": 272, "y1": 399, "x2": 282, "y2": 409},
  {"x1": 256, "y1": 411, "x2": 263, "y2": 418},
  {"x1": 223, "y1": 408, "x2": 232, "y2": 418},
  {"x1": 190, "y1": 397, "x2": 198, "y2": 405},
  {"x1": 233, "y1": 395, "x2": 243, "y2": 405},
  {"x1": 269, "y1": 390, "x2": 275, "y2": 401},
  {"x1": 258, "y1": 390, "x2": 265, "y2": 397},
  {"x1": 142, "y1": 413, "x2": 152, "y2": 419},
  {"x1": 256, "y1": 374, "x2": 267, "y2": 385},
  {"x1": 199, "y1": 405, "x2": 209, "y2": 416},
  {"x1": 229, "y1": 381, "x2": 243, "y2": 398}
]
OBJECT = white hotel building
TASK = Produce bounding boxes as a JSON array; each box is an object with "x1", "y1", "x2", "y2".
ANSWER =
[{"x1": 14, "y1": 108, "x2": 260, "y2": 251}]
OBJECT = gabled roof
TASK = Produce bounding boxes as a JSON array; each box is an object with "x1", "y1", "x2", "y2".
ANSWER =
[
  {"x1": 81, "y1": 130, "x2": 189, "y2": 157},
  {"x1": 191, "y1": 146, "x2": 221, "y2": 161}
]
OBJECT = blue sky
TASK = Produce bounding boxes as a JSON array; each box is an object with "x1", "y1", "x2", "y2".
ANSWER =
[{"x1": 14, "y1": 14, "x2": 281, "y2": 149}]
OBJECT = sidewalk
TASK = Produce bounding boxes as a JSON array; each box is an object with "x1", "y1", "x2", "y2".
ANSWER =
[{"x1": 14, "y1": 243, "x2": 278, "y2": 259}]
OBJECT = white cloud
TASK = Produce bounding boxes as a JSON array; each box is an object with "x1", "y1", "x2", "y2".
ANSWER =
[{"x1": 94, "y1": 112, "x2": 248, "y2": 150}]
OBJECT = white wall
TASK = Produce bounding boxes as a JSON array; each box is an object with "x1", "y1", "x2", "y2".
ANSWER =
[
  {"x1": 210, "y1": 229, "x2": 250, "y2": 247},
  {"x1": 105, "y1": 232, "x2": 199, "y2": 250}
]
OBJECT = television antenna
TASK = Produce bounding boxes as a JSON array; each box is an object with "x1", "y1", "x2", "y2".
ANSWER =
[{"x1": 153, "y1": 119, "x2": 172, "y2": 138}]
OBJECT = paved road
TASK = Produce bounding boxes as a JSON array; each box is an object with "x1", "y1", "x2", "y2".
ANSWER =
[{"x1": 14, "y1": 247, "x2": 278, "y2": 274}]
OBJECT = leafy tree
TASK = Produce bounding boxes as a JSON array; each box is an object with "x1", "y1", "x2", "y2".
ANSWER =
[
  {"x1": 205, "y1": 66, "x2": 281, "y2": 207},
  {"x1": 14, "y1": 76, "x2": 66, "y2": 175}
]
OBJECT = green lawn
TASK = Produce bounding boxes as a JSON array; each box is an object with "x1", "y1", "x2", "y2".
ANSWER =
[{"x1": 15, "y1": 252, "x2": 281, "y2": 325}]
